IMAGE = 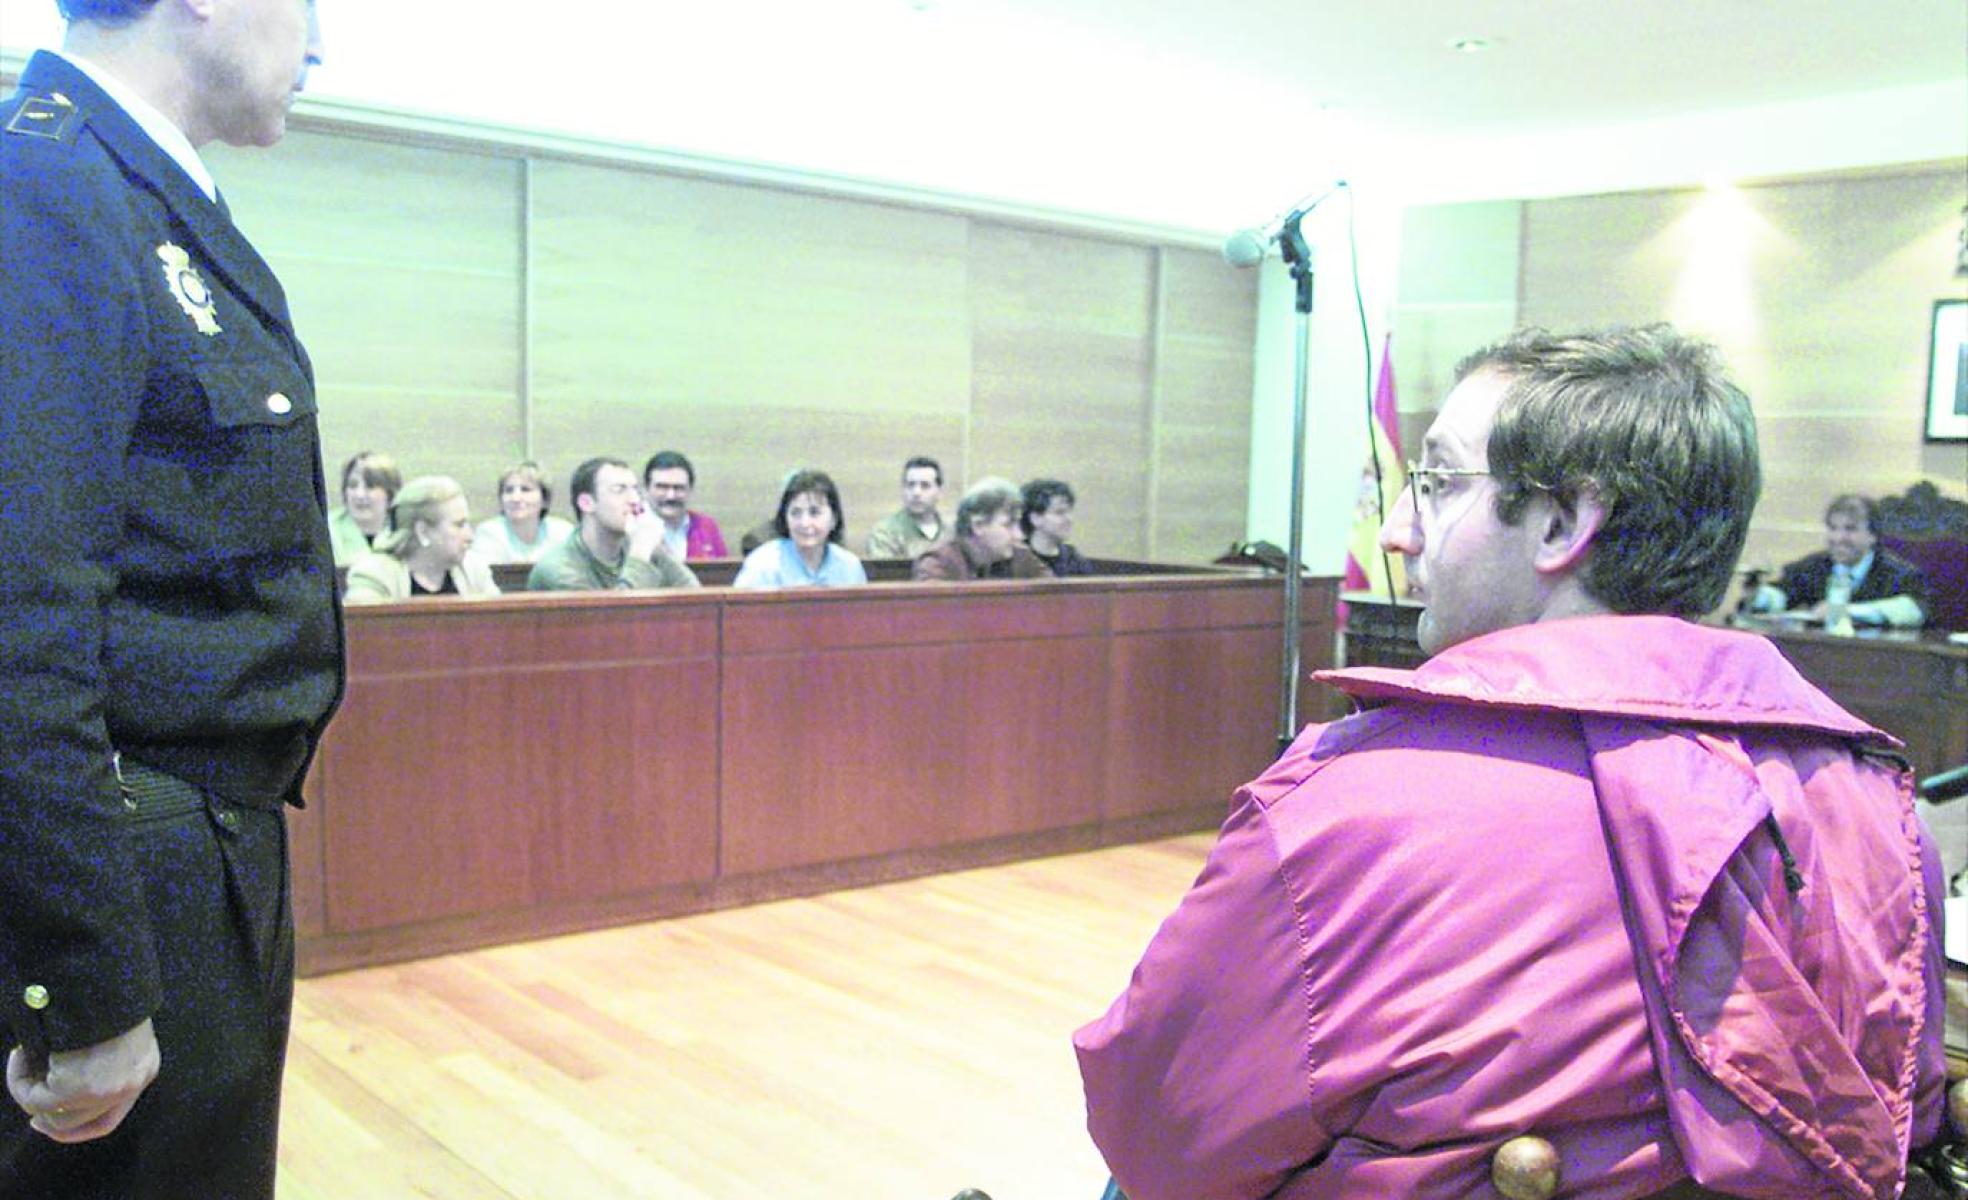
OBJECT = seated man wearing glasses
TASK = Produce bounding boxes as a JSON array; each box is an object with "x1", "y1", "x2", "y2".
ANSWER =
[{"x1": 1076, "y1": 326, "x2": 1951, "y2": 1200}]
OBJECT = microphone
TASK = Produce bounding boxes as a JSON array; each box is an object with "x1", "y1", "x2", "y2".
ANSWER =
[{"x1": 1222, "y1": 181, "x2": 1346, "y2": 268}]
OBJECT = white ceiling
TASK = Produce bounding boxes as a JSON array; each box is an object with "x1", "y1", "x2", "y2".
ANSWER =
[
  {"x1": 1027, "y1": 0, "x2": 1968, "y2": 135},
  {"x1": 2, "y1": 0, "x2": 1963, "y2": 230}
]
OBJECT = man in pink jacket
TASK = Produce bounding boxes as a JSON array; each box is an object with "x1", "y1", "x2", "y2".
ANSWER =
[{"x1": 1075, "y1": 326, "x2": 1951, "y2": 1199}]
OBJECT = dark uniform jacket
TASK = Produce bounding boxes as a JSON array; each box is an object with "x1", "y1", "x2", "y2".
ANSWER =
[
  {"x1": 0, "y1": 52, "x2": 345, "y2": 1056},
  {"x1": 1772, "y1": 548, "x2": 1930, "y2": 618}
]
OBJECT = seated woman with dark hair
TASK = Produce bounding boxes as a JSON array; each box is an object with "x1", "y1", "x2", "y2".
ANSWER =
[
  {"x1": 1021, "y1": 478, "x2": 1095, "y2": 577},
  {"x1": 328, "y1": 450, "x2": 402, "y2": 565},
  {"x1": 732, "y1": 469, "x2": 868, "y2": 589},
  {"x1": 344, "y1": 476, "x2": 499, "y2": 602},
  {"x1": 470, "y1": 461, "x2": 574, "y2": 565}
]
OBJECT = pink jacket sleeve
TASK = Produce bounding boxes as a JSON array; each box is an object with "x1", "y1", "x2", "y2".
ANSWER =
[
  {"x1": 688, "y1": 514, "x2": 728, "y2": 559},
  {"x1": 1073, "y1": 792, "x2": 1324, "y2": 1200},
  {"x1": 1911, "y1": 821, "x2": 1948, "y2": 1151}
]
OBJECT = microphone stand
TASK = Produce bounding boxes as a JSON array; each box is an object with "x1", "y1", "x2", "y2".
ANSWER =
[{"x1": 1276, "y1": 211, "x2": 1315, "y2": 756}]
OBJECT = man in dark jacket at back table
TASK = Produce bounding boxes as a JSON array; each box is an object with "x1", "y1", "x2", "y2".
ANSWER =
[
  {"x1": 1746, "y1": 492, "x2": 1930, "y2": 627},
  {"x1": 0, "y1": 1, "x2": 342, "y2": 1196}
]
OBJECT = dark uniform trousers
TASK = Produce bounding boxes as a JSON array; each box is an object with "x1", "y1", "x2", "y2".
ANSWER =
[{"x1": 0, "y1": 769, "x2": 293, "y2": 1200}]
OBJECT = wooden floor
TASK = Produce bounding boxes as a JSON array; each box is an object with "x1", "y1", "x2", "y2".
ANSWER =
[{"x1": 275, "y1": 834, "x2": 1214, "y2": 1200}]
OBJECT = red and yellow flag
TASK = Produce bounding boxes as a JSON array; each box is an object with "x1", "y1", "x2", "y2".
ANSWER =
[{"x1": 1343, "y1": 335, "x2": 1408, "y2": 600}]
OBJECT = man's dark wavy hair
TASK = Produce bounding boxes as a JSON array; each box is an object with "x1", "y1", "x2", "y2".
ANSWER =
[
  {"x1": 1456, "y1": 324, "x2": 1761, "y2": 618},
  {"x1": 57, "y1": 0, "x2": 161, "y2": 23}
]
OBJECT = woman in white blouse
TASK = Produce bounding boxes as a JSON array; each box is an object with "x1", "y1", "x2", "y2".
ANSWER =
[{"x1": 469, "y1": 461, "x2": 574, "y2": 565}]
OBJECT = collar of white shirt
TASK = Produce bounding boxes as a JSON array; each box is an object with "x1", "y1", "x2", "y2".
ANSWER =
[{"x1": 52, "y1": 49, "x2": 218, "y2": 204}]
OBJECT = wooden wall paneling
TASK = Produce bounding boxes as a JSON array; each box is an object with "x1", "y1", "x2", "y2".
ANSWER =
[
  {"x1": 206, "y1": 132, "x2": 527, "y2": 520},
  {"x1": 1151, "y1": 247, "x2": 1261, "y2": 564},
  {"x1": 1516, "y1": 164, "x2": 1968, "y2": 577},
  {"x1": 719, "y1": 588, "x2": 1112, "y2": 876},
  {"x1": 1762, "y1": 632, "x2": 1968, "y2": 781},
  {"x1": 322, "y1": 599, "x2": 721, "y2": 933},
  {"x1": 204, "y1": 125, "x2": 1265, "y2": 559},
  {"x1": 1104, "y1": 629, "x2": 1277, "y2": 818},
  {"x1": 967, "y1": 223, "x2": 1157, "y2": 558},
  {"x1": 1103, "y1": 577, "x2": 1341, "y2": 819},
  {"x1": 297, "y1": 572, "x2": 1327, "y2": 972},
  {"x1": 525, "y1": 160, "x2": 974, "y2": 549}
]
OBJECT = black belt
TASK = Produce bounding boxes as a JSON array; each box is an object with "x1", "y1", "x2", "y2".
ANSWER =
[{"x1": 113, "y1": 754, "x2": 209, "y2": 818}]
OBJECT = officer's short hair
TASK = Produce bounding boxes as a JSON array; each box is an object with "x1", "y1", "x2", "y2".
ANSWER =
[
  {"x1": 903, "y1": 456, "x2": 943, "y2": 486},
  {"x1": 955, "y1": 476, "x2": 1021, "y2": 537},
  {"x1": 56, "y1": 0, "x2": 160, "y2": 23}
]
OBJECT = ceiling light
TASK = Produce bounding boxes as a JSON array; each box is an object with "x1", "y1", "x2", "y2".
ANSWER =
[{"x1": 1449, "y1": 37, "x2": 1493, "y2": 54}]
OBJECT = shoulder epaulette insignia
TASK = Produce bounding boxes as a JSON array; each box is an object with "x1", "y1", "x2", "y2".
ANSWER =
[{"x1": 5, "y1": 92, "x2": 79, "y2": 141}]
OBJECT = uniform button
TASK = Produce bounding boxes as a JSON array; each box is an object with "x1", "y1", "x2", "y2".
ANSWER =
[
  {"x1": 265, "y1": 393, "x2": 292, "y2": 415},
  {"x1": 23, "y1": 985, "x2": 49, "y2": 1011},
  {"x1": 215, "y1": 809, "x2": 241, "y2": 832}
]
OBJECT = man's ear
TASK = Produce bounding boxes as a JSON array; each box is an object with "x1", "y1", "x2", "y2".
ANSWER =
[{"x1": 1533, "y1": 483, "x2": 1606, "y2": 576}]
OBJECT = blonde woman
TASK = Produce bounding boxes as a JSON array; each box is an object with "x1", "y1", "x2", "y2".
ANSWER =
[{"x1": 344, "y1": 476, "x2": 499, "y2": 602}]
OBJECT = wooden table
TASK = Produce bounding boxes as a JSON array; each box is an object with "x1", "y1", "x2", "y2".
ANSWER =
[{"x1": 294, "y1": 570, "x2": 1341, "y2": 974}]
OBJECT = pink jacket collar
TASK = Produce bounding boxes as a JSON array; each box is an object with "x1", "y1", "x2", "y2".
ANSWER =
[{"x1": 1319, "y1": 614, "x2": 1893, "y2": 745}]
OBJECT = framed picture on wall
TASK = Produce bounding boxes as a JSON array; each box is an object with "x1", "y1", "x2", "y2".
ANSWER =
[{"x1": 1925, "y1": 297, "x2": 1968, "y2": 441}]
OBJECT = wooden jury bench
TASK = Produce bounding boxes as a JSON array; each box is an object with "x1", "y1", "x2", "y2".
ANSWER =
[{"x1": 292, "y1": 567, "x2": 1342, "y2": 975}]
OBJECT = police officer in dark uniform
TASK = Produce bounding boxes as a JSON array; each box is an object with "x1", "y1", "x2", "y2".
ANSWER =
[{"x1": 0, "y1": 1, "x2": 341, "y2": 1196}]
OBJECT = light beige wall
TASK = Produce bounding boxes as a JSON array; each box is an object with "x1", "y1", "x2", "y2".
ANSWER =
[
  {"x1": 1389, "y1": 200, "x2": 1524, "y2": 454},
  {"x1": 209, "y1": 133, "x2": 525, "y2": 510},
  {"x1": 1394, "y1": 164, "x2": 1968, "y2": 576},
  {"x1": 208, "y1": 128, "x2": 1257, "y2": 563},
  {"x1": 1154, "y1": 247, "x2": 1260, "y2": 560},
  {"x1": 527, "y1": 159, "x2": 976, "y2": 550},
  {"x1": 1517, "y1": 163, "x2": 1968, "y2": 571}
]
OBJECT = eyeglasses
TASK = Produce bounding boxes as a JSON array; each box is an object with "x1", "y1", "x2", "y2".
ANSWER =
[{"x1": 1404, "y1": 461, "x2": 1493, "y2": 501}]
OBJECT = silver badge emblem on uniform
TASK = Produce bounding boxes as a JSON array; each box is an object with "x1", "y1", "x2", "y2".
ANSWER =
[
  {"x1": 266, "y1": 393, "x2": 292, "y2": 415},
  {"x1": 156, "y1": 242, "x2": 222, "y2": 336}
]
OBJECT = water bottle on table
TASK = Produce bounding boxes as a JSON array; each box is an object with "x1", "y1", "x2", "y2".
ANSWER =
[{"x1": 1824, "y1": 570, "x2": 1854, "y2": 635}]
